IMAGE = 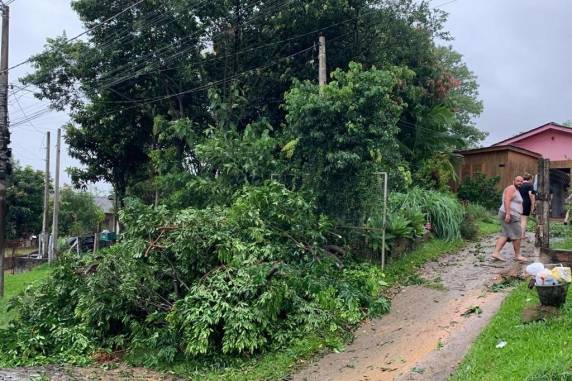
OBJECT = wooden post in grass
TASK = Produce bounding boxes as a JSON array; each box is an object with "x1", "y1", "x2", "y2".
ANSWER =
[{"x1": 536, "y1": 158, "x2": 550, "y2": 250}]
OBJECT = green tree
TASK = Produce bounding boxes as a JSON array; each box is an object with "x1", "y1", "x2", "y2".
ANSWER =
[
  {"x1": 21, "y1": 0, "x2": 483, "y2": 201},
  {"x1": 283, "y1": 62, "x2": 411, "y2": 224},
  {"x1": 58, "y1": 188, "x2": 104, "y2": 236},
  {"x1": 5, "y1": 164, "x2": 45, "y2": 239}
]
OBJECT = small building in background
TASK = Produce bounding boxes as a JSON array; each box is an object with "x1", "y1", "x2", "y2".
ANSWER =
[
  {"x1": 458, "y1": 122, "x2": 572, "y2": 218},
  {"x1": 94, "y1": 195, "x2": 117, "y2": 232},
  {"x1": 458, "y1": 145, "x2": 541, "y2": 190}
]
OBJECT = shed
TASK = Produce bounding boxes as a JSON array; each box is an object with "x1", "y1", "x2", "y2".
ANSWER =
[
  {"x1": 94, "y1": 196, "x2": 117, "y2": 232},
  {"x1": 458, "y1": 122, "x2": 572, "y2": 218},
  {"x1": 457, "y1": 145, "x2": 541, "y2": 191}
]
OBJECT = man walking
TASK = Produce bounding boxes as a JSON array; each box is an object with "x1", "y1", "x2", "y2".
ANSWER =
[{"x1": 491, "y1": 176, "x2": 528, "y2": 262}]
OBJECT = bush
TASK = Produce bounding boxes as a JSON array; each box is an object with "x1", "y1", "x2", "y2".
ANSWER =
[
  {"x1": 464, "y1": 202, "x2": 493, "y2": 222},
  {"x1": 460, "y1": 210, "x2": 479, "y2": 240},
  {"x1": 0, "y1": 182, "x2": 390, "y2": 367},
  {"x1": 389, "y1": 188, "x2": 464, "y2": 241},
  {"x1": 457, "y1": 173, "x2": 501, "y2": 210}
]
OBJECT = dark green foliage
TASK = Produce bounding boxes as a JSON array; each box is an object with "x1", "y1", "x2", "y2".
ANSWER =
[
  {"x1": 460, "y1": 210, "x2": 479, "y2": 241},
  {"x1": 457, "y1": 173, "x2": 501, "y2": 210},
  {"x1": 283, "y1": 62, "x2": 411, "y2": 225},
  {"x1": 5, "y1": 164, "x2": 45, "y2": 239},
  {"x1": 0, "y1": 182, "x2": 389, "y2": 366},
  {"x1": 59, "y1": 188, "x2": 105, "y2": 236}
]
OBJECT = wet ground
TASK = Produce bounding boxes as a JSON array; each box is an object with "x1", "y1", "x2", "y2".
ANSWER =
[{"x1": 292, "y1": 234, "x2": 542, "y2": 381}]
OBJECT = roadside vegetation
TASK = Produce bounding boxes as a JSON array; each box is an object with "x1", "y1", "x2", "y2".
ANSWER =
[
  {"x1": 550, "y1": 222, "x2": 572, "y2": 250},
  {"x1": 0, "y1": 0, "x2": 496, "y2": 378},
  {"x1": 0, "y1": 265, "x2": 51, "y2": 329}
]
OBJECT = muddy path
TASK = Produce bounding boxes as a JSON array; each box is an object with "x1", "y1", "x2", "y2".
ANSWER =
[{"x1": 292, "y1": 234, "x2": 543, "y2": 381}]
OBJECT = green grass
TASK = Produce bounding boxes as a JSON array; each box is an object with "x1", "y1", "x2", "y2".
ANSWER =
[
  {"x1": 550, "y1": 222, "x2": 572, "y2": 250},
  {"x1": 0, "y1": 264, "x2": 51, "y2": 328},
  {"x1": 477, "y1": 219, "x2": 500, "y2": 236},
  {"x1": 451, "y1": 283, "x2": 572, "y2": 381}
]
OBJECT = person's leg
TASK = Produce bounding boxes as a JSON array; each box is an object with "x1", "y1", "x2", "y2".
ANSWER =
[
  {"x1": 520, "y1": 215, "x2": 528, "y2": 239},
  {"x1": 492, "y1": 236, "x2": 508, "y2": 260},
  {"x1": 513, "y1": 238, "x2": 527, "y2": 261},
  {"x1": 565, "y1": 209, "x2": 570, "y2": 225}
]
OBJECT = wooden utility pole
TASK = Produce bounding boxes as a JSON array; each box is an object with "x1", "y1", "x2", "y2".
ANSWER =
[
  {"x1": 41, "y1": 131, "x2": 50, "y2": 258},
  {"x1": 0, "y1": 3, "x2": 10, "y2": 297},
  {"x1": 50, "y1": 129, "x2": 61, "y2": 262},
  {"x1": 319, "y1": 35, "x2": 327, "y2": 87}
]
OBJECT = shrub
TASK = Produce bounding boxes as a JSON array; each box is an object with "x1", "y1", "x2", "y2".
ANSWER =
[
  {"x1": 457, "y1": 173, "x2": 501, "y2": 210},
  {"x1": 0, "y1": 182, "x2": 390, "y2": 367},
  {"x1": 464, "y1": 202, "x2": 493, "y2": 222},
  {"x1": 460, "y1": 210, "x2": 479, "y2": 240},
  {"x1": 389, "y1": 188, "x2": 464, "y2": 241}
]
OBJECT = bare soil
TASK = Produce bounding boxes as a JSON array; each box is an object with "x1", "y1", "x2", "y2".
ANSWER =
[{"x1": 292, "y1": 235, "x2": 544, "y2": 381}]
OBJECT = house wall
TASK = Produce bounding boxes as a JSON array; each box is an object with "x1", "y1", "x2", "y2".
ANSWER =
[
  {"x1": 510, "y1": 130, "x2": 572, "y2": 161},
  {"x1": 460, "y1": 151, "x2": 507, "y2": 191},
  {"x1": 460, "y1": 150, "x2": 538, "y2": 191},
  {"x1": 506, "y1": 151, "x2": 540, "y2": 184}
]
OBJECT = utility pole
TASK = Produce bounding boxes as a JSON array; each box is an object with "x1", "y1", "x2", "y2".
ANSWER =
[
  {"x1": 41, "y1": 131, "x2": 50, "y2": 258},
  {"x1": 50, "y1": 129, "x2": 61, "y2": 262},
  {"x1": 318, "y1": 35, "x2": 327, "y2": 87},
  {"x1": 0, "y1": 3, "x2": 11, "y2": 297}
]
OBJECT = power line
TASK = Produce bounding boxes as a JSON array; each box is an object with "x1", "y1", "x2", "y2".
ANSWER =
[
  {"x1": 433, "y1": 0, "x2": 459, "y2": 8},
  {"x1": 11, "y1": 91, "x2": 43, "y2": 134},
  {"x1": 12, "y1": 1, "x2": 370, "y2": 121},
  {"x1": 0, "y1": 0, "x2": 147, "y2": 75}
]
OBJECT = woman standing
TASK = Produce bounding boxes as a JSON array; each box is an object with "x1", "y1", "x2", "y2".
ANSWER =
[{"x1": 519, "y1": 173, "x2": 536, "y2": 240}]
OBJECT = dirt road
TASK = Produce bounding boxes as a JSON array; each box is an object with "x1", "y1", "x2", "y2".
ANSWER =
[{"x1": 292, "y1": 235, "x2": 542, "y2": 381}]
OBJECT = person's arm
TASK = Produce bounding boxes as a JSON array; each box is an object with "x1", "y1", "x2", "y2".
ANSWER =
[{"x1": 504, "y1": 186, "x2": 514, "y2": 223}]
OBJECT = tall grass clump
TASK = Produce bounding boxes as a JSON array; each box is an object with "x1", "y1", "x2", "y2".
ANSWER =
[{"x1": 390, "y1": 187, "x2": 464, "y2": 241}]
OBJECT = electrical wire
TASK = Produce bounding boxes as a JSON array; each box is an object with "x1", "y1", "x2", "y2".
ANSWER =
[{"x1": 0, "y1": 0, "x2": 147, "y2": 75}]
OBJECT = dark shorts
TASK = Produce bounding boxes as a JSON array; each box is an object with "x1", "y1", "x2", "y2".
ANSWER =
[{"x1": 522, "y1": 204, "x2": 531, "y2": 216}]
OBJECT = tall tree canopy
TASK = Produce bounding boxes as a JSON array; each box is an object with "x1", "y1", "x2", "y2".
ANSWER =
[
  {"x1": 5, "y1": 164, "x2": 45, "y2": 239},
  {"x1": 22, "y1": 0, "x2": 484, "y2": 201}
]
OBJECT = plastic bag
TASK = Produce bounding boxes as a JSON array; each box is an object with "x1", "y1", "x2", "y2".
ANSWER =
[
  {"x1": 526, "y1": 262, "x2": 545, "y2": 276},
  {"x1": 536, "y1": 269, "x2": 559, "y2": 286},
  {"x1": 553, "y1": 266, "x2": 572, "y2": 283}
]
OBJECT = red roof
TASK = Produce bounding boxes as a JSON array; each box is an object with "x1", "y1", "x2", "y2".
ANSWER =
[{"x1": 493, "y1": 122, "x2": 572, "y2": 146}]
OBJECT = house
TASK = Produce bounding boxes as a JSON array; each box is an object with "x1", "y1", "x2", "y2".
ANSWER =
[
  {"x1": 458, "y1": 122, "x2": 572, "y2": 218},
  {"x1": 94, "y1": 195, "x2": 117, "y2": 232}
]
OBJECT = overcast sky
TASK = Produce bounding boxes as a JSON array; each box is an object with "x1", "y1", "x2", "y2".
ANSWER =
[{"x1": 6, "y1": 0, "x2": 572, "y2": 191}]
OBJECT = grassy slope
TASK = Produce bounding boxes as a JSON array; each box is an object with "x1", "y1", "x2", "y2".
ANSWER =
[
  {"x1": 451, "y1": 283, "x2": 572, "y2": 381},
  {"x1": 0, "y1": 265, "x2": 51, "y2": 328}
]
